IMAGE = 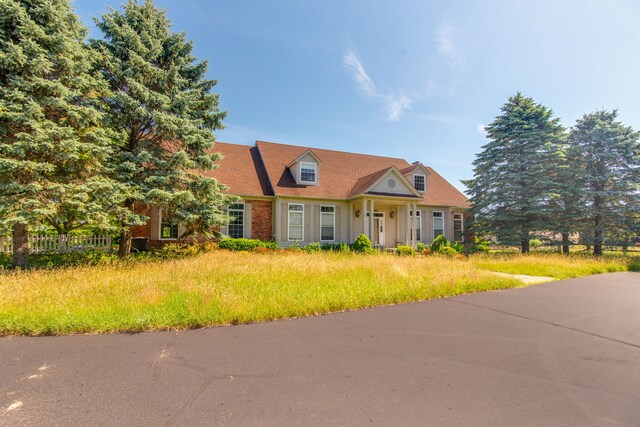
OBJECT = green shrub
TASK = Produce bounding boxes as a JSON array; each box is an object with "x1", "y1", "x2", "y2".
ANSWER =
[
  {"x1": 305, "y1": 242, "x2": 321, "y2": 252},
  {"x1": 431, "y1": 235, "x2": 449, "y2": 252},
  {"x1": 416, "y1": 242, "x2": 428, "y2": 253},
  {"x1": 450, "y1": 242, "x2": 464, "y2": 253},
  {"x1": 288, "y1": 242, "x2": 302, "y2": 251},
  {"x1": 154, "y1": 243, "x2": 203, "y2": 258},
  {"x1": 219, "y1": 238, "x2": 268, "y2": 251},
  {"x1": 530, "y1": 239, "x2": 543, "y2": 249},
  {"x1": 463, "y1": 236, "x2": 491, "y2": 254},
  {"x1": 320, "y1": 243, "x2": 351, "y2": 252},
  {"x1": 396, "y1": 245, "x2": 416, "y2": 256},
  {"x1": 438, "y1": 246, "x2": 458, "y2": 256},
  {"x1": 352, "y1": 234, "x2": 372, "y2": 252},
  {"x1": 263, "y1": 241, "x2": 279, "y2": 250}
]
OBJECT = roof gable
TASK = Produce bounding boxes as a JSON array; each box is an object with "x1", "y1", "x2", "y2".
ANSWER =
[
  {"x1": 286, "y1": 149, "x2": 322, "y2": 167},
  {"x1": 352, "y1": 167, "x2": 422, "y2": 198}
]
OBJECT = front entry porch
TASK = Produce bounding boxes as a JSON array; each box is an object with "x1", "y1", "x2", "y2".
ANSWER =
[{"x1": 353, "y1": 197, "x2": 423, "y2": 249}]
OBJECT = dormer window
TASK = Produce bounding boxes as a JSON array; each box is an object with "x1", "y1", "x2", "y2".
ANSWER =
[
  {"x1": 300, "y1": 162, "x2": 317, "y2": 184},
  {"x1": 413, "y1": 174, "x2": 426, "y2": 192}
]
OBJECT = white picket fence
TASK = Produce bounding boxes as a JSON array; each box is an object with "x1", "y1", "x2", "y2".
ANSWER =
[{"x1": 0, "y1": 235, "x2": 113, "y2": 254}]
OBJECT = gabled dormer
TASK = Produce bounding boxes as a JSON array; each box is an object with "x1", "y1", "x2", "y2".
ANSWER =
[
  {"x1": 401, "y1": 162, "x2": 431, "y2": 194},
  {"x1": 287, "y1": 149, "x2": 321, "y2": 186}
]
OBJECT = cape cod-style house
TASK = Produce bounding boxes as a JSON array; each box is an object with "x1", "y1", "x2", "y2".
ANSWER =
[{"x1": 133, "y1": 140, "x2": 469, "y2": 248}]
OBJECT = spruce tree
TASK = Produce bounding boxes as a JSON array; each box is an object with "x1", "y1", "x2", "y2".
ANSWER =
[
  {"x1": 464, "y1": 93, "x2": 565, "y2": 253},
  {"x1": 0, "y1": 0, "x2": 113, "y2": 266},
  {"x1": 91, "y1": 0, "x2": 236, "y2": 257},
  {"x1": 568, "y1": 110, "x2": 640, "y2": 256},
  {"x1": 547, "y1": 135, "x2": 584, "y2": 254}
]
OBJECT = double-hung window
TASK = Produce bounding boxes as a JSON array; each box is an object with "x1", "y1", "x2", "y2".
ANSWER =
[
  {"x1": 320, "y1": 206, "x2": 335, "y2": 241},
  {"x1": 300, "y1": 162, "x2": 316, "y2": 184},
  {"x1": 288, "y1": 204, "x2": 304, "y2": 241},
  {"x1": 413, "y1": 174, "x2": 426, "y2": 192},
  {"x1": 433, "y1": 211, "x2": 444, "y2": 238},
  {"x1": 410, "y1": 210, "x2": 421, "y2": 241},
  {"x1": 159, "y1": 209, "x2": 179, "y2": 239},
  {"x1": 227, "y1": 203, "x2": 245, "y2": 238},
  {"x1": 454, "y1": 213, "x2": 464, "y2": 242}
]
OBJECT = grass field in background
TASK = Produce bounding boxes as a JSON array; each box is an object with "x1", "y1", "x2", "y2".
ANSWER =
[
  {"x1": 0, "y1": 251, "x2": 637, "y2": 336},
  {"x1": 471, "y1": 252, "x2": 639, "y2": 279}
]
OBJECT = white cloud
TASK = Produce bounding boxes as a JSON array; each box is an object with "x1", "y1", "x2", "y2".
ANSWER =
[
  {"x1": 384, "y1": 95, "x2": 412, "y2": 122},
  {"x1": 435, "y1": 24, "x2": 464, "y2": 69},
  {"x1": 476, "y1": 122, "x2": 487, "y2": 135},
  {"x1": 342, "y1": 48, "x2": 414, "y2": 122},
  {"x1": 342, "y1": 50, "x2": 378, "y2": 99}
]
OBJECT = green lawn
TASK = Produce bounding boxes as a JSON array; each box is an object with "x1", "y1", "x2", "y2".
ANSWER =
[{"x1": 0, "y1": 250, "x2": 636, "y2": 336}]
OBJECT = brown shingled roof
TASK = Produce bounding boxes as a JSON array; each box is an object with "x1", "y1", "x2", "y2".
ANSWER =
[
  {"x1": 207, "y1": 140, "x2": 469, "y2": 208},
  {"x1": 202, "y1": 142, "x2": 273, "y2": 196}
]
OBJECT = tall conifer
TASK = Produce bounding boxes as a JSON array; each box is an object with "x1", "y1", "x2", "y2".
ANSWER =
[
  {"x1": 568, "y1": 110, "x2": 640, "y2": 256},
  {"x1": 92, "y1": 0, "x2": 236, "y2": 257},
  {"x1": 0, "y1": 0, "x2": 113, "y2": 266},
  {"x1": 464, "y1": 93, "x2": 565, "y2": 253}
]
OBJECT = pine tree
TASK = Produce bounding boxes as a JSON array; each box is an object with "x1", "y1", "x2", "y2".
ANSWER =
[
  {"x1": 0, "y1": 0, "x2": 114, "y2": 266},
  {"x1": 463, "y1": 93, "x2": 565, "y2": 253},
  {"x1": 91, "y1": 0, "x2": 236, "y2": 257},
  {"x1": 568, "y1": 110, "x2": 640, "y2": 256}
]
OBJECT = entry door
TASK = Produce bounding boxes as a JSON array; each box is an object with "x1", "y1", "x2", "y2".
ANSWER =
[{"x1": 373, "y1": 217, "x2": 385, "y2": 246}]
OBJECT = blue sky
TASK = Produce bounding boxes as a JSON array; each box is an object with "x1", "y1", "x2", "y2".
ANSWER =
[{"x1": 74, "y1": 0, "x2": 640, "y2": 192}]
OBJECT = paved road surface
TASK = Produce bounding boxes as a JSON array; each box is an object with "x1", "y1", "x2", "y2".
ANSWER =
[{"x1": 1, "y1": 272, "x2": 639, "y2": 426}]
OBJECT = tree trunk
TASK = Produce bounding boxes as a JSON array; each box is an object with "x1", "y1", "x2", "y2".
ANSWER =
[
  {"x1": 12, "y1": 223, "x2": 29, "y2": 267},
  {"x1": 118, "y1": 226, "x2": 132, "y2": 258},
  {"x1": 562, "y1": 233, "x2": 570, "y2": 255},
  {"x1": 520, "y1": 238, "x2": 530, "y2": 254},
  {"x1": 593, "y1": 214, "x2": 603, "y2": 256}
]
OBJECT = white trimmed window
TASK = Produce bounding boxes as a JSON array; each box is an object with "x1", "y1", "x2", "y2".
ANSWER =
[
  {"x1": 454, "y1": 213, "x2": 464, "y2": 242},
  {"x1": 410, "y1": 210, "x2": 421, "y2": 241},
  {"x1": 320, "y1": 206, "x2": 335, "y2": 241},
  {"x1": 413, "y1": 174, "x2": 426, "y2": 192},
  {"x1": 433, "y1": 211, "x2": 444, "y2": 238},
  {"x1": 159, "y1": 209, "x2": 179, "y2": 240},
  {"x1": 227, "y1": 203, "x2": 245, "y2": 239},
  {"x1": 300, "y1": 162, "x2": 317, "y2": 184},
  {"x1": 288, "y1": 204, "x2": 304, "y2": 241}
]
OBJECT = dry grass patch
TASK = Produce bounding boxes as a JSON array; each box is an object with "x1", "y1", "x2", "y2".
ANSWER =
[
  {"x1": 0, "y1": 251, "x2": 522, "y2": 336},
  {"x1": 471, "y1": 253, "x2": 637, "y2": 279}
]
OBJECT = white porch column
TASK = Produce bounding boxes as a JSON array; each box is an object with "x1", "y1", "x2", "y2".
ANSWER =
[
  {"x1": 369, "y1": 199, "x2": 375, "y2": 242},
  {"x1": 395, "y1": 206, "x2": 400, "y2": 247},
  {"x1": 362, "y1": 198, "x2": 367, "y2": 238},
  {"x1": 411, "y1": 203, "x2": 416, "y2": 248},
  {"x1": 349, "y1": 202, "x2": 353, "y2": 242},
  {"x1": 405, "y1": 204, "x2": 410, "y2": 246}
]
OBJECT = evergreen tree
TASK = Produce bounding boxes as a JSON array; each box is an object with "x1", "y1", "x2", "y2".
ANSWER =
[
  {"x1": 547, "y1": 134, "x2": 584, "y2": 254},
  {"x1": 568, "y1": 110, "x2": 640, "y2": 256},
  {"x1": 0, "y1": 0, "x2": 114, "y2": 266},
  {"x1": 91, "y1": 0, "x2": 236, "y2": 257},
  {"x1": 463, "y1": 93, "x2": 565, "y2": 253}
]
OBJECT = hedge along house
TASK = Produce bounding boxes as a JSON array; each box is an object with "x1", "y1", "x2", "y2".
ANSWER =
[{"x1": 133, "y1": 140, "x2": 469, "y2": 248}]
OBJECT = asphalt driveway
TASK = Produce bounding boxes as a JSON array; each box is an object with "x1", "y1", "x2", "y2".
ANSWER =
[{"x1": 1, "y1": 272, "x2": 639, "y2": 426}]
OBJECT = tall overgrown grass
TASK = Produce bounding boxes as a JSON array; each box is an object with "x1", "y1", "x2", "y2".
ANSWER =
[
  {"x1": 471, "y1": 252, "x2": 639, "y2": 279},
  {"x1": 0, "y1": 251, "x2": 522, "y2": 336},
  {"x1": 1, "y1": 251, "x2": 636, "y2": 336}
]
